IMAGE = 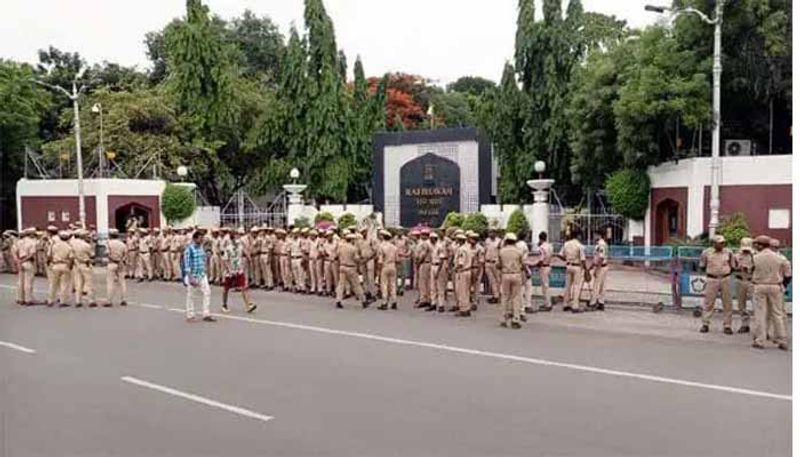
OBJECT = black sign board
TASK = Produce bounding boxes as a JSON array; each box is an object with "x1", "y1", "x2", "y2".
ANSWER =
[{"x1": 399, "y1": 153, "x2": 460, "y2": 227}]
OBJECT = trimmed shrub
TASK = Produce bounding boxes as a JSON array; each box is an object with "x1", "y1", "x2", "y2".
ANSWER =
[
  {"x1": 337, "y1": 212, "x2": 357, "y2": 230},
  {"x1": 441, "y1": 212, "x2": 465, "y2": 230},
  {"x1": 605, "y1": 168, "x2": 650, "y2": 220},
  {"x1": 506, "y1": 208, "x2": 530, "y2": 239},
  {"x1": 314, "y1": 211, "x2": 335, "y2": 224},
  {"x1": 161, "y1": 184, "x2": 196, "y2": 224},
  {"x1": 293, "y1": 217, "x2": 311, "y2": 229},
  {"x1": 718, "y1": 212, "x2": 751, "y2": 246},
  {"x1": 462, "y1": 213, "x2": 489, "y2": 238}
]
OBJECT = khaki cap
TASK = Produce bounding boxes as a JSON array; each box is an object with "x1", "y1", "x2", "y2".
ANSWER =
[
  {"x1": 739, "y1": 237, "x2": 753, "y2": 252},
  {"x1": 250, "y1": 226, "x2": 259, "y2": 233},
  {"x1": 711, "y1": 235, "x2": 726, "y2": 244},
  {"x1": 504, "y1": 232, "x2": 518, "y2": 242},
  {"x1": 769, "y1": 238, "x2": 780, "y2": 248},
  {"x1": 754, "y1": 235, "x2": 771, "y2": 245}
]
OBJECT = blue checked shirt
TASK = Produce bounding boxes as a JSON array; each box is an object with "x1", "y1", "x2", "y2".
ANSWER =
[{"x1": 183, "y1": 242, "x2": 207, "y2": 279}]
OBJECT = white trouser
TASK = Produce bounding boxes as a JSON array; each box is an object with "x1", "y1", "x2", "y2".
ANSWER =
[{"x1": 185, "y1": 275, "x2": 211, "y2": 318}]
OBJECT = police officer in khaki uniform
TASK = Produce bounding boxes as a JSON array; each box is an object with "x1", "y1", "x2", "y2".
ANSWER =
[
  {"x1": 275, "y1": 229, "x2": 290, "y2": 291},
  {"x1": 414, "y1": 231, "x2": 433, "y2": 308},
  {"x1": 357, "y1": 228, "x2": 377, "y2": 300},
  {"x1": 72, "y1": 229, "x2": 97, "y2": 307},
  {"x1": 43, "y1": 225, "x2": 58, "y2": 282},
  {"x1": 733, "y1": 237, "x2": 754, "y2": 333},
  {"x1": 498, "y1": 232, "x2": 524, "y2": 329},
  {"x1": 589, "y1": 230, "x2": 609, "y2": 311},
  {"x1": 483, "y1": 231, "x2": 501, "y2": 304},
  {"x1": 431, "y1": 232, "x2": 451, "y2": 313},
  {"x1": 751, "y1": 235, "x2": 788, "y2": 350},
  {"x1": 469, "y1": 231, "x2": 484, "y2": 309},
  {"x1": 136, "y1": 228, "x2": 153, "y2": 281},
  {"x1": 454, "y1": 231, "x2": 473, "y2": 317},
  {"x1": 767, "y1": 238, "x2": 790, "y2": 342},
  {"x1": 105, "y1": 229, "x2": 128, "y2": 306},
  {"x1": 699, "y1": 235, "x2": 734, "y2": 334},
  {"x1": 289, "y1": 228, "x2": 306, "y2": 293},
  {"x1": 259, "y1": 226, "x2": 274, "y2": 290},
  {"x1": 125, "y1": 228, "x2": 138, "y2": 279},
  {"x1": 16, "y1": 228, "x2": 38, "y2": 305},
  {"x1": 46, "y1": 230, "x2": 73, "y2": 306},
  {"x1": 170, "y1": 228, "x2": 184, "y2": 281},
  {"x1": 322, "y1": 230, "x2": 338, "y2": 296},
  {"x1": 376, "y1": 230, "x2": 399, "y2": 310},
  {"x1": 308, "y1": 229, "x2": 323, "y2": 294},
  {"x1": 335, "y1": 232, "x2": 368, "y2": 309},
  {"x1": 160, "y1": 227, "x2": 173, "y2": 281},
  {"x1": 558, "y1": 233, "x2": 586, "y2": 313},
  {"x1": 535, "y1": 231, "x2": 554, "y2": 311}
]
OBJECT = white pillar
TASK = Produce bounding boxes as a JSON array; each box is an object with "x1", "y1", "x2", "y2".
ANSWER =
[
  {"x1": 284, "y1": 183, "x2": 308, "y2": 226},
  {"x1": 526, "y1": 178, "x2": 555, "y2": 244}
]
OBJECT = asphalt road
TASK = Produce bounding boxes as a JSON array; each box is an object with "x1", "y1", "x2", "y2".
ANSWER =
[{"x1": 0, "y1": 274, "x2": 791, "y2": 457}]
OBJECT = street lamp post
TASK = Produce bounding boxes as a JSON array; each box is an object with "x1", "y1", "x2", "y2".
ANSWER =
[
  {"x1": 92, "y1": 103, "x2": 104, "y2": 178},
  {"x1": 34, "y1": 77, "x2": 89, "y2": 227},
  {"x1": 645, "y1": 1, "x2": 724, "y2": 237}
]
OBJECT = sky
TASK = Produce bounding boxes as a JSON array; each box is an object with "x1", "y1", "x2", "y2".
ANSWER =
[{"x1": 1, "y1": 0, "x2": 659, "y2": 84}]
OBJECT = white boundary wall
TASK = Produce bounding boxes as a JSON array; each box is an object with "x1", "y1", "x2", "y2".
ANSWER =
[{"x1": 644, "y1": 155, "x2": 792, "y2": 245}]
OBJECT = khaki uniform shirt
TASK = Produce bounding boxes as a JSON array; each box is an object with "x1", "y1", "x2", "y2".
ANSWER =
[
  {"x1": 560, "y1": 239, "x2": 585, "y2": 264},
  {"x1": 538, "y1": 241, "x2": 553, "y2": 266},
  {"x1": 50, "y1": 239, "x2": 73, "y2": 264},
  {"x1": 357, "y1": 237, "x2": 376, "y2": 261},
  {"x1": 378, "y1": 241, "x2": 398, "y2": 267},
  {"x1": 700, "y1": 248, "x2": 733, "y2": 277},
  {"x1": 337, "y1": 242, "x2": 361, "y2": 268},
  {"x1": 107, "y1": 239, "x2": 127, "y2": 263},
  {"x1": 484, "y1": 238, "x2": 500, "y2": 262},
  {"x1": 18, "y1": 237, "x2": 37, "y2": 262},
  {"x1": 593, "y1": 239, "x2": 608, "y2": 266},
  {"x1": 138, "y1": 235, "x2": 151, "y2": 254},
  {"x1": 415, "y1": 240, "x2": 432, "y2": 264},
  {"x1": 72, "y1": 238, "x2": 94, "y2": 264},
  {"x1": 734, "y1": 250, "x2": 755, "y2": 280},
  {"x1": 308, "y1": 239, "x2": 320, "y2": 260},
  {"x1": 432, "y1": 242, "x2": 448, "y2": 266},
  {"x1": 498, "y1": 245, "x2": 524, "y2": 274},
  {"x1": 456, "y1": 244, "x2": 474, "y2": 273},
  {"x1": 752, "y1": 250, "x2": 784, "y2": 285},
  {"x1": 126, "y1": 235, "x2": 138, "y2": 252},
  {"x1": 324, "y1": 240, "x2": 337, "y2": 261}
]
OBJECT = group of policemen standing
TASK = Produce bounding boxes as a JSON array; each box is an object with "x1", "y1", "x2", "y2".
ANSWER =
[
  {"x1": 700, "y1": 234, "x2": 791, "y2": 350},
  {"x1": 2, "y1": 222, "x2": 790, "y2": 350}
]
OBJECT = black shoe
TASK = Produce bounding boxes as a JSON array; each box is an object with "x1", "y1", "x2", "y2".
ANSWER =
[
  {"x1": 120, "y1": 301, "x2": 127, "y2": 306},
  {"x1": 597, "y1": 303, "x2": 605, "y2": 311},
  {"x1": 415, "y1": 302, "x2": 428, "y2": 309},
  {"x1": 335, "y1": 302, "x2": 343, "y2": 309},
  {"x1": 425, "y1": 305, "x2": 437, "y2": 312},
  {"x1": 471, "y1": 304, "x2": 477, "y2": 311},
  {"x1": 390, "y1": 303, "x2": 397, "y2": 310},
  {"x1": 89, "y1": 302, "x2": 98, "y2": 308},
  {"x1": 723, "y1": 327, "x2": 733, "y2": 335},
  {"x1": 75, "y1": 303, "x2": 83, "y2": 308},
  {"x1": 447, "y1": 306, "x2": 459, "y2": 313},
  {"x1": 246, "y1": 304, "x2": 257, "y2": 314},
  {"x1": 46, "y1": 302, "x2": 54, "y2": 308},
  {"x1": 699, "y1": 324, "x2": 709, "y2": 333},
  {"x1": 539, "y1": 305, "x2": 552, "y2": 312},
  {"x1": 737, "y1": 326, "x2": 750, "y2": 334},
  {"x1": 500, "y1": 322, "x2": 508, "y2": 328},
  {"x1": 457, "y1": 311, "x2": 471, "y2": 317},
  {"x1": 437, "y1": 306, "x2": 445, "y2": 313},
  {"x1": 202, "y1": 316, "x2": 217, "y2": 322},
  {"x1": 572, "y1": 308, "x2": 584, "y2": 314},
  {"x1": 511, "y1": 322, "x2": 522, "y2": 329},
  {"x1": 59, "y1": 303, "x2": 70, "y2": 308},
  {"x1": 377, "y1": 304, "x2": 388, "y2": 311},
  {"x1": 563, "y1": 306, "x2": 573, "y2": 312},
  {"x1": 524, "y1": 306, "x2": 535, "y2": 314},
  {"x1": 362, "y1": 301, "x2": 370, "y2": 309},
  {"x1": 103, "y1": 303, "x2": 112, "y2": 307}
]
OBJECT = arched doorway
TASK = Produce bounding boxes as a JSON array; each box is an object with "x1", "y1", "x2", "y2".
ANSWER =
[
  {"x1": 655, "y1": 198, "x2": 683, "y2": 245},
  {"x1": 115, "y1": 203, "x2": 152, "y2": 233}
]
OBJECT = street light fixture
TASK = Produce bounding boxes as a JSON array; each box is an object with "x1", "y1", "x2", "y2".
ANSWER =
[
  {"x1": 289, "y1": 168, "x2": 300, "y2": 183},
  {"x1": 645, "y1": 1, "x2": 724, "y2": 237},
  {"x1": 91, "y1": 103, "x2": 105, "y2": 178},
  {"x1": 33, "y1": 75, "x2": 89, "y2": 227}
]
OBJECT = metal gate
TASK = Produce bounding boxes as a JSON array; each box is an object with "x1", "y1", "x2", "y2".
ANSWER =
[
  {"x1": 548, "y1": 213, "x2": 626, "y2": 244},
  {"x1": 220, "y1": 190, "x2": 287, "y2": 228}
]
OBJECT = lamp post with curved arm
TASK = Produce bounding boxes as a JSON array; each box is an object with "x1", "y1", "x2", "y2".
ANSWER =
[{"x1": 646, "y1": 1, "x2": 724, "y2": 237}]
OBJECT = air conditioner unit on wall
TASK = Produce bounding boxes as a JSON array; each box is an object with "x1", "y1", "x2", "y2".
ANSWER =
[{"x1": 723, "y1": 139, "x2": 752, "y2": 156}]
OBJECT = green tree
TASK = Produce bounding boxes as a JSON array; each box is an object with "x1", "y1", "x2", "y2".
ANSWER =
[
  {"x1": 446, "y1": 76, "x2": 496, "y2": 97},
  {"x1": 431, "y1": 91, "x2": 475, "y2": 127},
  {"x1": 605, "y1": 168, "x2": 650, "y2": 220},
  {"x1": 228, "y1": 10, "x2": 285, "y2": 82},
  {"x1": 161, "y1": 184, "x2": 196, "y2": 224},
  {"x1": 0, "y1": 61, "x2": 50, "y2": 228}
]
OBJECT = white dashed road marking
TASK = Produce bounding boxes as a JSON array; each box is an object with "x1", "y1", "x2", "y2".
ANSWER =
[{"x1": 121, "y1": 376, "x2": 274, "y2": 423}]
